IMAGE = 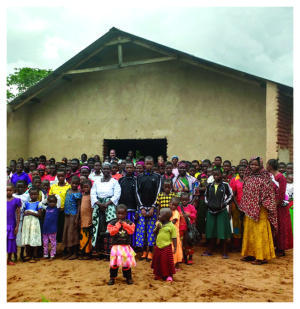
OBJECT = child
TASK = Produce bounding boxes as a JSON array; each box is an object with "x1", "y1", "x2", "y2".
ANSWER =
[
  {"x1": 203, "y1": 168, "x2": 233, "y2": 259},
  {"x1": 21, "y1": 187, "x2": 43, "y2": 263},
  {"x1": 156, "y1": 179, "x2": 177, "y2": 215},
  {"x1": 222, "y1": 172, "x2": 229, "y2": 183},
  {"x1": 44, "y1": 164, "x2": 58, "y2": 186},
  {"x1": 213, "y1": 156, "x2": 224, "y2": 171},
  {"x1": 13, "y1": 180, "x2": 30, "y2": 261},
  {"x1": 151, "y1": 208, "x2": 177, "y2": 282},
  {"x1": 152, "y1": 163, "x2": 160, "y2": 174},
  {"x1": 42, "y1": 179, "x2": 50, "y2": 194},
  {"x1": 286, "y1": 173, "x2": 294, "y2": 233},
  {"x1": 49, "y1": 169, "x2": 71, "y2": 246},
  {"x1": 107, "y1": 204, "x2": 136, "y2": 285},
  {"x1": 158, "y1": 163, "x2": 165, "y2": 176},
  {"x1": 222, "y1": 160, "x2": 233, "y2": 181},
  {"x1": 62, "y1": 175, "x2": 82, "y2": 260},
  {"x1": 135, "y1": 161, "x2": 145, "y2": 175},
  {"x1": 178, "y1": 192, "x2": 197, "y2": 264},
  {"x1": 118, "y1": 162, "x2": 138, "y2": 248},
  {"x1": 41, "y1": 194, "x2": 61, "y2": 261},
  {"x1": 111, "y1": 162, "x2": 122, "y2": 181},
  {"x1": 7, "y1": 183, "x2": 21, "y2": 265},
  {"x1": 78, "y1": 179, "x2": 93, "y2": 260},
  {"x1": 89, "y1": 161, "x2": 103, "y2": 182},
  {"x1": 278, "y1": 162, "x2": 286, "y2": 174},
  {"x1": 11, "y1": 162, "x2": 32, "y2": 187},
  {"x1": 169, "y1": 196, "x2": 183, "y2": 271},
  {"x1": 136, "y1": 156, "x2": 162, "y2": 262}
]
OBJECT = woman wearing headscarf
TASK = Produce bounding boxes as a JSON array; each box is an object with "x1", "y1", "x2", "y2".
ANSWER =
[
  {"x1": 239, "y1": 156, "x2": 277, "y2": 265},
  {"x1": 91, "y1": 162, "x2": 121, "y2": 260}
]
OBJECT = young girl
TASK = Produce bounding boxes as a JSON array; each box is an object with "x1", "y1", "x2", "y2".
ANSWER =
[
  {"x1": 62, "y1": 176, "x2": 82, "y2": 260},
  {"x1": 156, "y1": 179, "x2": 177, "y2": 214},
  {"x1": 13, "y1": 180, "x2": 30, "y2": 261},
  {"x1": 7, "y1": 183, "x2": 21, "y2": 265},
  {"x1": 78, "y1": 179, "x2": 93, "y2": 260},
  {"x1": 21, "y1": 187, "x2": 43, "y2": 263},
  {"x1": 178, "y1": 192, "x2": 197, "y2": 264},
  {"x1": 107, "y1": 204, "x2": 136, "y2": 285},
  {"x1": 169, "y1": 196, "x2": 183, "y2": 271},
  {"x1": 41, "y1": 194, "x2": 61, "y2": 261},
  {"x1": 151, "y1": 208, "x2": 177, "y2": 282}
]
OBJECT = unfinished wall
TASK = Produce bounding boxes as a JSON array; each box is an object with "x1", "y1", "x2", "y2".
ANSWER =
[{"x1": 23, "y1": 59, "x2": 266, "y2": 165}]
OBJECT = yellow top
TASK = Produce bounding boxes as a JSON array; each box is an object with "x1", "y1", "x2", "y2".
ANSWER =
[{"x1": 49, "y1": 183, "x2": 71, "y2": 209}]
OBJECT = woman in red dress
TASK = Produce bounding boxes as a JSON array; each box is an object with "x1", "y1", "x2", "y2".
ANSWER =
[{"x1": 266, "y1": 159, "x2": 293, "y2": 257}]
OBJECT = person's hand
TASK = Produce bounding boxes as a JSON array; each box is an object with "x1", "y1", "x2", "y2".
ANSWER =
[
  {"x1": 99, "y1": 203, "x2": 107, "y2": 212},
  {"x1": 173, "y1": 248, "x2": 177, "y2": 254},
  {"x1": 228, "y1": 212, "x2": 232, "y2": 220},
  {"x1": 141, "y1": 209, "x2": 147, "y2": 217},
  {"x1": 135, "y1": 213, "x2": 139, "y2": 220},
  {"x1": 118, "y1": 219, "x2": 123, "y2": 224},
  {"x1": 156, "y1": 222, "x2": 162, "y2": 230},
  {"x1": 95, "y1": 201, "x2": 102, "y2": 207},
  {"x1": 183, "y1": 213, "x2": 190, "y2": 218},
  {"x1": 14, "y1": 226, "x2": 18, "y2": 235},
  {"x1": 148, "y1": 207, "x2": 154, "y2": 217}
]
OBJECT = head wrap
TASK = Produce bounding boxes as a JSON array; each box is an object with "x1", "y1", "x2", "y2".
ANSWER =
[
  {"x1": 178, "y1": 161, "x2": 188, "y2": 169},
  {"x1": 136, "y1": 161, "x2": 145, "y2": 168},
  {"x1": 171, "y1": 156, "x2": 179, "y2": 160},
  {"x1": 102, "y1": 162, "x2": 112, "y2": 169},
  {"x1": 239, "y1": 156, "x2": 277, "y2": 231},
  {"x1": 37, "y1": 164, "x2": 45, "y2": 170},
  {"x1": 80, "y1": 165, "x2": 90, "y2": 170}
]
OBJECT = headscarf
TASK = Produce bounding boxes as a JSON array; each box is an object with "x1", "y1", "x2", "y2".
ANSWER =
[
  {"x1": 136, "y1": 161, "x2": 145, "y2": 168},
  {"x1": 102, "y1": 162, "x2": 111, "y2": 169},
  {"x1": 239, "y1": 156, "x2": 277, "y2": 231},
  {"x1": 177, "y1": 161, "x2": 188, "y2": 169},
  {"x1": 80, "y1": 165, "x2": 90, "y2": 170},
  {"x1": 37, "y1": 164, "x2": 45, "y2": 170},
  {"x1": 171, "y1": 156, "x2": 179, "y2": 160}
]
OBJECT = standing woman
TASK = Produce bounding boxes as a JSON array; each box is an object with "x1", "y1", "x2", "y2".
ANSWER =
[
  {"x1": 171, "y1": 156, "x2": 179, "y2": 177},
  {"x1": 266, "y1": 159, "x2": 293, "y2": 257},
  {"x1": 239, "y1": 156, "x2": 278, "y2": 265},
  {"x1": 91, "y1": 162, "x2": 121, "y2": 260}
]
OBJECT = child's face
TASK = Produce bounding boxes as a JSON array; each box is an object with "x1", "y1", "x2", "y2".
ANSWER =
[
  {"x1": 82, "y1": 183, "x2": 91, "y2": 194},
  {"x1": 145, "y1": 160, "x2": 154, "y2": 173},
  {"x1": 116, "y1": 209, "x2": 126, "y2": 220},
  {"x1": 159, "y1": 165, "x2": 165, "y2": 175},
  {"x1": 80, "y1": 168, "x2": 90, "y2": 178},
  {"x1": 80, "y1": 176, "x2": 86, "y2": 186},
  {"x1": 207, "y1": 168, "x2": 213, "y2": 177},
  {"x1": 29, "y1": 190, "x2": 39, "y2": 201},
  {"x1": 172, "y1": 157, "x2": 178, "y2": 165},
  {"x1": 192, "y1": 163, "x2": 199, "y2": 171},
  {"x1": 136, "y1": 164, "x2": 144, "y2": 174},
  {"x1": 165, "y1": 165, "x2": 172, "y2": 175},
  {"x1": 125, "y1": 164, "x2": 134, "y2": 175},
  {"x1": 152, "y1": 167, "x2": 159, "y2": 173},
  {"x1": 158, "y1": 157, "x2": 164, "y2": 164},
  {"x1": 163, "y1": 183, "x2": 172, "y2": 194},
  {"x1": 32, "y1": 171, "x2": 39, "y2": 178},
  {"x1": 223, "y1": 163, "x2": 231, "y2": 173},
  {"x1": 111, "y1": 165, "x2": 118, "y2": 174},
  {"x1": 71, "y1": 180, "x2": 80, "y2": 191},
  {"x1": 240, "y1": 159, "x2": 248, "y2": 166},
  {"x1": 169, "y1": 201, "x2": 179, "y2": 212},
  {"x1": 24, "y1": 161, "x2": 29, "y2": 168},
  {"x1": 29, "y1": 163, "x2": 36, "y2": 172},
  {"x1": 202, "y1": 163, "x2": 209, "y2": 173},
  {"x1": 7, "y1": 186, "x2": 14, "y2": 198},
  {"x1": 88, "y1": 161, "x2": 95, "y2": 170},
  {"x1": 121, "y1": 160, "x2": 126, "y2": 170},
  {"x1": 214, "y1": 158, "x2": 222, "y2": 167},
  {"x1": 39, "y1": 169, "x2": 45, "y2": 177},
  {"x1": 16, "y1": 164, "x2": 23, "y2": 173},
  {"x1": 48, "y1": 198, "x2": 57, "y2": 208},
  {"x1": 81, "y1": 154, "x2": 87, "y2": 163},
  {"x1": 158, "y1": 211, "x2": 169, "y2": 223},
  {"x1": 189, "y1": 168, "x2": 196, "y2": 177},
  {"x1": 42, "y1": 181, "x2": 50, "y2": 191},
  {"x1": 94, "y1": 162, "x2": 101, "y2": 172},
  {"x1": 57, "y1": 172, "x2": 65, "y2": 184},
  {"x1": 278, "y1": 164, "x2": 286, "y2": 173},
  {"x1": 33, "y1": 179, "x2": 41, "y2": 188},
  {"x1": 45, "y1": 165, "x2": 50, "y2": 174},
  {"x1": 286, "y1": 165, "x2": 293, "y2": 174},
  {"x1": 67, "y1": 160, "x2": 72, "y2": 166},
  {"x1": 180, "y1": 195, "x2": 189, "y2": 206},
  {"x1": 213, "y1": 171, "x2": 223, "y2": 183},
  {"x1": 286, "y1": 175, "x2": 293, "y2": 184},
  {"x1": 71, "y1": 161, "x2": 79, "y2": 172},
  {"x1": 222, "y1": 173, "x2": 228, "y2": 182},
  {"x1": 231, "y1": 166, "x2": 237, "y2": 175},
  {"x1": 238, "y1": 167, "x2": 246, "y2": 178}
]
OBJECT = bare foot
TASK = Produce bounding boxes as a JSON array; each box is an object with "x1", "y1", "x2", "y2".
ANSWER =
[{"x1": 68, "y1": 254, "x2": 78, "y2": 260}]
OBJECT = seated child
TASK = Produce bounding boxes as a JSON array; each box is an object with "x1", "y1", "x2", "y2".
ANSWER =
[
  {"x1": 151, "y1": 208, "x2": 177, "y2": 282},
  {"x1": 107, "y1": 204, "x2": 136, "y2": 285}
]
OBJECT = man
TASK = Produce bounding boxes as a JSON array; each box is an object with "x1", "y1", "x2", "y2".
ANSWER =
[
  {"x1": 66, "y1": 159, "x2": 81, "y2": 184},
  {"x1": 109, "y1": 149, "x2": 118, "y2": 163}
]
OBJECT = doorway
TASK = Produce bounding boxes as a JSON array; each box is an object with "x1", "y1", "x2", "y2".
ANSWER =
[{"x1": 103, "y1": 138, "x2": 168, "y2": 163}]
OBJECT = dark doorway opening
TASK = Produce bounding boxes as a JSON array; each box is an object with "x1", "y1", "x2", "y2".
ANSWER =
[{"x1": 103, "y1": 139, "x2": 168, "y2": 163}]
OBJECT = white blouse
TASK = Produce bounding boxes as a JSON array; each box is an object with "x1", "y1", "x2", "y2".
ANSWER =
[{"x1": 91, "y1": 178, "x2": 121, "y2": 207}]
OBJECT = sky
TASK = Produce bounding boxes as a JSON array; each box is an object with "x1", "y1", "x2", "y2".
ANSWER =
[{"x1": 6, "y1": 5, "x2": 293, "y2": 87}]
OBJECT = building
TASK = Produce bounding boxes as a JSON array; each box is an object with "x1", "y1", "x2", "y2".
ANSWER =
[{"x1": 7, "y1": 27, "x2": 293, "y2": 164}]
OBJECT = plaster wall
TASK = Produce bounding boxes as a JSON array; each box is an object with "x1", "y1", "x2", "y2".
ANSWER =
[{"x1": 12, "y1": 60, "x2": 266, "y2": 165}]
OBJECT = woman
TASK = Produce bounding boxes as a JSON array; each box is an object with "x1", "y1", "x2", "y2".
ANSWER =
[
  {"x1": 172, "y1": 161, "x2": 196, "y2": 201},
  {"x1": 239, "y1": 156, "x2": 277, "y2": 265},
  {"x1": 91, "y1": 162, "x2": 121, "y2": 260},
  {"x1": 266, "y1": 159, "x2": 293, "y2": 257},
  {"x1": 171, "y1": 156, "x2": 179, "y2": 176}
]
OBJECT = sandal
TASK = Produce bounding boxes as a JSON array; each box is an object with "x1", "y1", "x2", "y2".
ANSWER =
[
  {"x1": 222, "y1": 254, "x2": 229, "y2": 259},
  {"x1": 29, "y1": 258, "x2": 37, "y2": 263},
  {"x1": 166, "y1": 276, "x2": 173, "y2": 282},
  {"x1": 146, "y1": 252, "x2": 153, "y2": 262},
  {"x1": 7, "y1": 261, "x2": 16, "y2": 266},
  {"x1": 240, "y1": 256, "x2": 255, "y2": 262},
  {"x1": 276, "y1": 252, "x2": 285, "y2": 257},
  {"x1": 251, "y1": 259, "x2": 267, "y2": 265},
  {"x1": 175, "y1": 268, "x2": 181, "y2": 272},
  {"x1": 139, "y1": 252, "x2": 147, "y2": 261},
  {"x1": 187, "y1": 260, "x2": 194, "y2": 265},
  {"x1": 201, "y1": 252, "x2": 214, "y2": 256}
]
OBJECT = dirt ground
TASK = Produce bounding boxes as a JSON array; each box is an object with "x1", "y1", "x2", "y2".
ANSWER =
[{"x1": 7, "y1": 243, "x2": 293, "y2": 302}]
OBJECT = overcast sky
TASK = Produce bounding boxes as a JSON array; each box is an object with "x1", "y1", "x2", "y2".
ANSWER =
[{"x1": 6, "y1": 6, "x2": 293, "y2": 87}]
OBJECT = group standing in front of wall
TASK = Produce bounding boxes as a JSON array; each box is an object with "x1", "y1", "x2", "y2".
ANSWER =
[{"x1": 7, "y1": 151, "x2": 294, "y2": 285}]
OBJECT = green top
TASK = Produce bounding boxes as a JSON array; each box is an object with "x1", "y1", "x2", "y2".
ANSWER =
[{"x1": 156, "y1": 221, "x2": 177, "y2": 249}]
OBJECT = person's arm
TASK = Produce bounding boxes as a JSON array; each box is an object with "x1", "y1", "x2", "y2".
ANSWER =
[
  {"x1": 135, "y1": 175, "x2": 147, "y2": 217},
  {"x1": 204, "y1": 184, "x2": 210, "y2": 205},
  {"x1": 14, "y1": 203, "x2": 21, "y2": 235},
  {"x1": 122, "y1": 222, "x2": 135, "y2": 235},
  {"x1": 172, "y1": 238, "x2": 177, "y2": 254},
  {"x1": 223, "y1": 183, "x2": 233, "y2": 206},
  {"x1": 153, "y1": 222, "x2": 162, "y2": 235},
  {"x1": 25, "y1": 208, "x2": 42, "y2": 218},
  {"x1": 107, "y1": 221, "x2": 122, "y2": 236},
  {"x1": 75, "y1": 198, "x2": 81, "y2": 228},
  {"x1": 148, "y1": 175, "x2": 162, "y2": 217},
  {"x1": 110, "y1": 179, "x2": 121, "y2": 206},
  {"x1": 172, "y1": 218, "x2": 178, "y2": 225},
  {"x1": 90, "y1": 182, "x2": 100, "y2": 208}
]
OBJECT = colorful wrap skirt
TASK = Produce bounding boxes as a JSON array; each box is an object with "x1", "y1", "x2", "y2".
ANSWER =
[
  {"x1": 151, "y1": 244, "x2": 176, "y2": 277},
  {"x1": 80, "y1": 226, "x2": 92, "y2": 254},
  {"x1": 62, "y1": 214, "x2": 79, "y2": 248},
  {"x1": 110, "y1": 245, "x2": 136, "y2": 268},
  {"x1": 21, "y1": 212, "x2": 42, "y2": 247}
]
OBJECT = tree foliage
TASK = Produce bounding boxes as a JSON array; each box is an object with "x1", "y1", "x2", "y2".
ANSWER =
[{"x1": 7, "y1": 67, "x2": 53, "y2": 103}]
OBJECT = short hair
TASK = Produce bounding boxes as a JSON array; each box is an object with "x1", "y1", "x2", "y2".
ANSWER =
[
  {"x1": 236, "y1": 164, "x2": 247, "y2": 172},
  {"x1": 42, "y1": 179, "x2": 50, "y2": 184},
  {"x1": 32, "y1": 176, "x2": 41, "y2": 182},
  {"x1": 16, "y1": 162, "x2": 24, "y2": 167},
  {"x1": 7, "y1": 182, "x2": 15, "y2": 188},
  {"x1": 153, "y1": 163, "x2": 159, "y2": 169},
  {"x1": 160, "y1": 208, "x2": 173, "y2": 219},
  {"x1": 125, "y1": 161, "x2": 134, "y2": 166},
  {"x1": 202, "y1": 159, "x2": 211, "y2": 167},
  {"x1": 286, "y1": 162, "x2": 293, "y2": 166},
  {"x1": 71, "y1": 175, "x2": 80, "y2": 182},
  {"x1": 223, "y1": 160, "x2": 231, "y2": 166},
  {"x1": 82, "y1": 178, "x2": 92, "y2": 186},
  {"x1": 39, "y1": 155, "x2": 46, "y2": 160},
  {"x1": 47, "y1": 194, "x2": 57, "y2": 202},
  {"x1": 189, "y1": 165, "x2": 196, "y2": 170},
  {"x1": 29, "y1": 186, "x2": 39, "y2": 193},
  {"x1": 180, "y1": 192, "x2": 189, "y2": 199},
  {"x1": 163, "y1": 179, "x2": 172, "y2": 186},
  {"x1": 213, "y1": 167, "x2": 222, "y2": 173},
  {"x1": 240, "y1": 158, "x2": 249, "y2": 165},
  {"x1": 215, "y1": 156, "x2": 222, "y2": 161},
  {"x1": 165, "y1": 161, "x2": 172, "y2": 166},
  {"x1": 170, "y1": 196, "x2": 180, "y2": 204},
  {"x1": 71, "y1": 158, "x2": 80, "y2": 165},
  {"x1": 191, "y1": 160, "x2": 199, "y2": 165},
  {"x1": 16, "y1": 180, "x2": 26, "y2": 186},
  {"x1": 111, "y1": 162, "x2": 118, "y2": 167},
  {"x1": 145, "y1": 156, "x2": 154, "y2": 162},
  {"x1": 88, "y1": 157, "x2": 96, "y2": 163},
  {"x1": 116, "y1": 204, "x2": 127, "y2": 212},
  {"x1": 267, "y1": 159, "x2": 279, "y2": 170}
]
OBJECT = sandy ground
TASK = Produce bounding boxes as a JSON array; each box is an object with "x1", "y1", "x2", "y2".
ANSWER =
[{"x1": 7, "y1": 243, "x2": 293, "y2": 302}]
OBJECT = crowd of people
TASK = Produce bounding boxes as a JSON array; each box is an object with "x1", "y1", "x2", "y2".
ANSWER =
[{"x1": 7, "y1": 150, "x2": 294, "y2": 284}]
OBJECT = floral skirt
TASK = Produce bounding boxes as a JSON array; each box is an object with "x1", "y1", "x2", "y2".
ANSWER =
[
  {"x1": 110, "y1": 245, "x2": 136, "y2": 268},
  {"x1": 21, "y1": 213, "x2": 42, "y2": 247}
]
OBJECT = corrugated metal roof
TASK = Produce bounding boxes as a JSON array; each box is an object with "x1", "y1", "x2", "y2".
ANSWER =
[{"x1": 8, "y1": 27, "x2": 293, "y2": 111}]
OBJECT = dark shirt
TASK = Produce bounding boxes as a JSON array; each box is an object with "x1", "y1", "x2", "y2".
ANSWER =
[
  {"x1": 118, "y1": 175, "x2": 137, "y2": 211},
  {"x1": 136, "y1": 172, "x2": 161, "y2": 210},
  {"x1": 108, "y1": 219, "x2": 134, "y2": 245},
  {"x1": 66, "y1": 169, "x2": 81, "y2": 184}
]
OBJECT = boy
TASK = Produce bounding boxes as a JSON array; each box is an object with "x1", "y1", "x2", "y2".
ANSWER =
[
  {"x1": 136, "y1": 156, "x2": 161, "y2": 262},
  {"x1": 111, "y1": 162, "x2": 122, "y2": 181},
  {"x1": 203, "y1": 168, "x2": 233, "y2": 258},
  {"x1": 213, "y1": 156, "x2": 224, "y2": 171}
]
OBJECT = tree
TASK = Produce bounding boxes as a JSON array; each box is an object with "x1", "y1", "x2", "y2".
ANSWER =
[{"x1": 7, "y1": 67, "x2": 53, "y2": 103}]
